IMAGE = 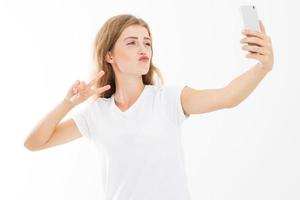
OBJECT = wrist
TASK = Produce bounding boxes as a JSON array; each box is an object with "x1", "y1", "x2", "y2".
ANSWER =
[
  {"x1": 255, "y1": 63, "x2": 272, "y2": 73},
  {"x1": 62, "y1": 97, "x2": 74, "y2": 109}
]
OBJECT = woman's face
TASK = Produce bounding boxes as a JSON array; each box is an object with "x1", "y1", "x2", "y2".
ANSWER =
[{"x1": 106, "y1": 25, "x2": 152, "y2": 76}]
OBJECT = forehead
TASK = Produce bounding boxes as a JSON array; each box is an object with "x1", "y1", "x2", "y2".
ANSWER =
[{"x1": 120, "y1": 25, "x2": 150, "y2": 40}]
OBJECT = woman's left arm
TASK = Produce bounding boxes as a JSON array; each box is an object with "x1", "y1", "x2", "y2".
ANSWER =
[{"x1": 181, "y1": 20, "x2": 274, "y2": 115}]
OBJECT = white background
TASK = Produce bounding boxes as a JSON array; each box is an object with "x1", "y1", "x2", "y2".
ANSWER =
[{"x1": 1, "y1": 0, "x2": 299, "y2": 199}]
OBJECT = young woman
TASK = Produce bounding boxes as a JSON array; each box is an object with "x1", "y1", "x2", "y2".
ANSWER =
[{"x1": 24, "y1": 14, "x2": 273, "y2": 200}]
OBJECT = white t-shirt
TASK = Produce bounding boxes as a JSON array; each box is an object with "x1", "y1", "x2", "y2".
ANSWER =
[{"x1": 71, "y1": 84, "x2": 191, "y2": 200}]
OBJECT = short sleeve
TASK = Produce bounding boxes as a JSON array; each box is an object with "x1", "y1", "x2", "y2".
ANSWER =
[
  {"x1": 71, "y1": 102, "x2": 93, "y2": 140},
  {"x1": 160, "y1": 85, "x2": 190, "y2": 126}
]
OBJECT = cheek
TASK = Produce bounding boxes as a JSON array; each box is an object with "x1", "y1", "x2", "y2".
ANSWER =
[
  {"x1": 116, "y1": 46, "x2": 128, "y2": 57},
  {"x1": 113, "y1": 52, "x2": 137, "y2": 71},
  {"x1": 117, "y1": 50, "x2": 136, "y2": 63}
]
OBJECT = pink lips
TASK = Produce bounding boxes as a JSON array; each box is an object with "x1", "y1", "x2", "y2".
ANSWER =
[{"x1": 139, "y1": 56, "x2": 149, "y2": 62}]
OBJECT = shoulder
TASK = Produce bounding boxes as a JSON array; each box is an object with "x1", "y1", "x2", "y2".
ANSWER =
[
  {"x1": 147, "y1": 84, "x2": 185, "y2": 93},
  {"x1": 153, "y1": 84, "x2": 187, "y2": 96},
  {"x1": 147, "y1": 84, "x2": 187, "y2": 104}
]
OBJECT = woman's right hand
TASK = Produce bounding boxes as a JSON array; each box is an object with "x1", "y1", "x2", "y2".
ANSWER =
[{"x1": 64, "y1": 70, "x2": 111, "y2": 107}]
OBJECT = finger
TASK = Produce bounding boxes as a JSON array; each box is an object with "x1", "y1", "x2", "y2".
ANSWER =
[
  {"x1": 241, "y1": 29, "x2": 267, "y2": 40},
  {"x1": 71, "y1": 80, "x2": 80, "y2": 91},
  {"x1": 241, "y1": 45, "x2": 268, "y2": 55},
  {"x1": 242, "y1": 45, "x2": 267, "y2": 55},
  {"x1": 77, "y1": 81, "x2": 86, "y2": 91},
  {"x1": 94, "y1": 84, "x2": 111, "y2": 95},
  {"x1": 259, "y1": 19, "x2": 266, "y2": 34},
  {"x1": 72, "y1": 80, "x2": 80, "y2": 86},
  {"x1": 245, "y1": 52, "x2": 265, "y2": 61},
  {"x1": 88, "y1": 70, "x2": 105, "y2": 87},
  {"x1": 240, "y1": 37, "x2": 266, "y2": 47}
]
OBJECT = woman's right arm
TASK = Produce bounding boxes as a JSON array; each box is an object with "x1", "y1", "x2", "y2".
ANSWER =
[
  {"x1": 24, "y1": 70, "x2": 110, "y2": 151},
  {"x1": 24, "y1": 99, "x2": 77, "y2": 151}
]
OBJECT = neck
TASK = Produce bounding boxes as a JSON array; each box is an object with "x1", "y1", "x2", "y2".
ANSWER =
[{"x1": 114, "y1": 78, "x2": 145, "y2": 107}]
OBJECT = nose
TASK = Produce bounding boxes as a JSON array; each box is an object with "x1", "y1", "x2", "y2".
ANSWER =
[
  {"x1": 137, "y1": 43, "x2": 148, "y2": 55},
  {"x1": 138, "y1": 51, "x2": 146, "y2": 56}
]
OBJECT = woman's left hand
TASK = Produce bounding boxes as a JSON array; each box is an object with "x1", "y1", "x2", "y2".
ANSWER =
[{"x1": 240, "y1": 20, "x2": 274, "y2": 71}]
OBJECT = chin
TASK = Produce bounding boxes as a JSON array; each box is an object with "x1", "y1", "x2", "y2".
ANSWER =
[
  {"x1": 141, "y1": 66, "x2": 150, "y2": 75},
  {"x1": 136, "y1": 64, "x2": 149, "y2": 73}
]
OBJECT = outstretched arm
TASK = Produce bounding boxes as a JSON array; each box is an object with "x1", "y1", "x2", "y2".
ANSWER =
[{"x1": 181, "y1": 20, "x2": 274, "y2": 115}]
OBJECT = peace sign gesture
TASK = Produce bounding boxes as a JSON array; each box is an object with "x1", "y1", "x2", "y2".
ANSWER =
[{"x1": 64, "y1": 70, "x2": 111, "y2": 107}]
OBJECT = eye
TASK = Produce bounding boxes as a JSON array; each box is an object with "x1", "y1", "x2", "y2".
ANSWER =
[
  {"x1": 127, "y1": 41, "x2": 135, "y2": 45},
  {"x1": 126, "y1": 41, "x2": 151, "y2": 46}
]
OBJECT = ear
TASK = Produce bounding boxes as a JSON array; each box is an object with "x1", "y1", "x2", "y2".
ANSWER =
[{"x1": 105, "y1": 52, "x2": 113, "y2": 64}]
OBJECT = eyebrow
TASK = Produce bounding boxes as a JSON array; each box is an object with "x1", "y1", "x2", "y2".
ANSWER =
[{"x1": 123, "y1": 36, "x2": 151, "y2": 41}]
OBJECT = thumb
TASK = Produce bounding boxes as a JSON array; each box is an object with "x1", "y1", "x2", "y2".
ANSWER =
[
  {"x1": 72, "y1": 80, "x2": 80, "y2": 87},
  {"x1": 259, "y1": 19, "x2": 266, "y2": 34},
  {"x1": 69, "y1": 80, "x2": 80, "y2": 94}
]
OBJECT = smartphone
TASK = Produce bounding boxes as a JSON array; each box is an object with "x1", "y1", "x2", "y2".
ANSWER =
[
  {"x1": 240, "y1": 5, "x2": 261, "y2": 53},
  {"x1": 240, "y1": 5, "x2": 260, "y2": 32}
]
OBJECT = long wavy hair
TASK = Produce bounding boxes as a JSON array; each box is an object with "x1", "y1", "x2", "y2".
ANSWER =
[{"x1": 89, "y1": 14, "x2": 164, "y2": 102}]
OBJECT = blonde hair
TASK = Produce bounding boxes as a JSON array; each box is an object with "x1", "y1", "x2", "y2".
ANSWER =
[{"x1": 90, "y1": 14, "x2": 164, "y2": 102}]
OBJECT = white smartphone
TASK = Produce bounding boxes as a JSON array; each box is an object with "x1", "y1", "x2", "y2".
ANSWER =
[
  {"x1": 240, "y1": 5, "x2": 261, "y2": 52},
  {"x1": 240, "y1": 5, "x2": 260, "y2": 32}
]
